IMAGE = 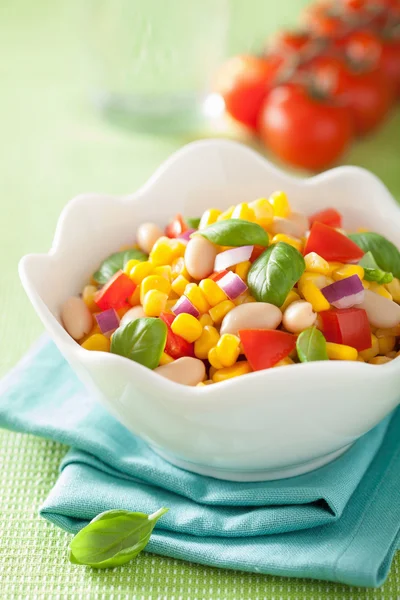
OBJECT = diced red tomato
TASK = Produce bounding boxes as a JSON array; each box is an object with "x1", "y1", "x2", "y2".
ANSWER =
[
  {"x1": 309, "y1": 208, "x2": 342, "y2": 229},
  {"x1": 95, "y1": 271, "x2": 136, "y2": 311},
  {"x1": 304, "y1": 222, "x2": 364, "y2": 262},
  {"x1": 250, "y1": 245, "x2": 266, "y2": 262},
  {"x1": 209, "y1": 270, "x2": 229, "y2": 282},
  {"x1": 319, "y1": 308, "x2": 371, "y2": 351},
  {"x1": 239, "y1": 329, "x2": 296, "y2": 371},
  {"x1": 159, "y1": 312, "x2": 195, "y2": 359},
  {"x1": 165, "y1": 214, "x2": 187, "y2": 238}
]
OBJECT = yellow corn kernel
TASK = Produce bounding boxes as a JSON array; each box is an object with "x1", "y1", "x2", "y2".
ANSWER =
[
  {"x1": 215, "y1": 334, "x2": 241, "y2": 368},
  {"x1": 209, "y1": 365, "x2": 218, "y2": 379},
  {"x1": 326, "y1": 342, "x2": 358, "y2": 361},
  {"x1": 82, "y1": 285, "x2": 98, "y2": 312},
  {"x1": 386, "y1": 351, "x2": 397, "y2": 358},
  {"x1": 199, "y1": 278, "x2": 227, "y2": 307},
  {"x1": 169, "y1": 239, "x2": 187, "y2": 260},
  {"x1": 171, "y1": 257, "x2": 190, "y2": 280},
  {"x1": 171, "y1": 313, "x2": 203, "y2": 343},
  {"x1": 199, "y1": 313, "x2": 214, "y2": 327},
  {"x1": 304, "y1": 252, "x2": 330, "y2": 275},
  {"x1": 149, "y1": 236, "x2": 175, "y2": 266},
  {"x1": 140, "y1": 275, "x2": 171, "y2": 304},
  {"x1": 194, "y1": 325, "x2": 220, "y2": 359},
  {"x1": 123, "y1": 258, "x2": 141, "y2": 275},
  {"x1": 271, "y1": 233, "x2": 303, "y2": 252},
  {"x1": 357, "y1": 356, "x2": 365, "y2": 362},
  {"x1": 165, "y1": 299, "x2": 177, "y2": 312},
  {"x1": 378, "y1": 336, "x2": 396, "y2": 355},
  {"x1": 128, "y1": 260, "x2": 153, "y2": 284},
  {"x1": 234, "y1": 292, "x2": 251, "y2": 306},
  {"x1": 212, "y1": 361, "x2": 252, "y2": 382},
  {"x1": 199, "y1": 208, "x2": 222, "y2": 229},
  {"x1": 159, "y1": 352, "x2": 174, "y2": 366},
  {"x1": 171, "y1": 274, "x2": 190, "y2": 296},
  {"x1": 362, "y1": 280, "x2": 370, "y2": 289},
  {"x1": 184, "y1": 283, "x2": 210, "y2": 314},
  {"x1": 208, "y1": 347, "x2": 224, "y2": 369},
  {"x1": 332, "y1": 265, "x2": 364, "y2": 281},
  {"x1": 326, "y1": 261, "x2": 344, "y2": 275},
  {"x1": 143, "y1": 290, "x2": 168, "y2": 317},
  {"x1": 280, "y1": 289, "x2": 301, "y2": 312},
  {"x1": 298, "y1": 272, "x2": 331, "y2": 294},
  {"x1": 231, "y1": 202, "x2": 256, "y2": 222},
  {"x1": 217, "y1": 205, "x2": 235, "y2": 221},
  {"x1": 356, "y1": 227, "x2": 369, "y2": 233},
  {"x1": 128, "y1": 286, "x2": 141, "y2": 306},
  {"x1": 368, "y1": 282, "x2": 392, "y2": 300},
  {"x1": 196, "y1": 381, "x2": 206, "y2": 387},
  {"x1": 268, "y1": 190, "x2": 290, "y2": 218},
  {"x1": 385, "y1": 278, "x2": 400, "y2": 302},
  {"x1": 209, "y1": 300, "x2": 235, "y2": 324},
  {"x1": 369, "y1": 356, "x2": 392, "y2": 365},
  {"x1": 249, "y1": 198, "x2": 274, "y2": 228},
  {"x1": 81, "y1": 334, "x2": 110, "y2": 352},
  {"x1": 301, "y1": 282, "x2": 331, "y2": 312},
  {"x1": 154, "y1": 265, "x2": 172, "y2": 281},
  {"x1": 359, "y1": 334, "x2": 379, "y2": 361},
  {"x1": 235, "y1": 261, "x2": 251, "y2": 281},
  {"x1": 275, "y1": 357, "x2": 295, "y2": 367},
  {"x1": 375, "y1": 325, "x2": 400, "y2": 338}
]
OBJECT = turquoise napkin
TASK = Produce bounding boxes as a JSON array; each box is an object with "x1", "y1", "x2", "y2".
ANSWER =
[{"x1": 1, "y1": 338, "x2": 399, "y2": 587}]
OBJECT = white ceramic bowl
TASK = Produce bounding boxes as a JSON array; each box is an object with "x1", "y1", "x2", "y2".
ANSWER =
[{"x1": 19, "y1": 140, "x2": 400, "y2": 481}]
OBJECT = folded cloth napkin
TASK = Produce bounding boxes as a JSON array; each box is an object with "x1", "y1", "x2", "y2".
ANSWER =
[{"x1": 1, "y1": 337, "x2": 399, "y2": 587}]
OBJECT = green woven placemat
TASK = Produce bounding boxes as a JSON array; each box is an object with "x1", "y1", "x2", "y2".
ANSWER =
[
  {"x1": 0, "y1": 429, "x2": 399, "y2": 600},
  {"x1": 1, "y1": 1, "x2": 400, "y2": 597}
]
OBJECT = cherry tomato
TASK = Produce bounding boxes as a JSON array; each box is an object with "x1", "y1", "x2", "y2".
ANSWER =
[
  {"x1": 304, "y1": 222, "x2": 364, "y2": 262},
  {"x1": 313, "y1": 56, "x2": 393, "y2": 135},
  {"x1": 216, "y1": 54, "x2": 283, "y2": 130},
  {"x1": 239, "y1": 329, "x2": 296, "y2": 370},
  {"x1": 258, "y1": 83, "x2": 353, "y2": 171},
  {"x1": 319, "y1": 308, "x2": 371, "y2": 351},
  {"x1": 270, "y1": 30, "x2": 313, "y2": 55},
  {"x1": 333, "y1": 30, "x2": 382, "y2": 68},
  {"x1": 309, "y1": 207, "x2": 343, "y2": 228},
  {"x1": 302, "y1": 2, "x2": 354, "y2": 38},
  {"x1": 379, "y1": 37, "x2": 400, "y2": 99},
  {"x1": 159, "y1": 313, "x2": 195, "y2": 359}
]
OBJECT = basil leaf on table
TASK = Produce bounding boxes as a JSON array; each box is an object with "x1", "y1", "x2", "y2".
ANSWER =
[
  {"x1": 69, "y1": 507, "x2": 169, "y2": 568},
  {"x1": 358, "y1": 251, "x2": 393, "y2": 284},
  {"x1": 247, "y1": 242, "x2": 305, "y2": 307},
  {"x1": 198, "y1": 219, "x2": 269, "y2": 247},
  {"x1": 296, "y1": 327, "x2": 329, "y2": 363},
  {"x1": 111, "y1": 317, "x2": 167, "y2": 369},
  {"x1": 93, "y1": 249, "x2": 148, "y2": 285},
  {"x1": 186, "y1": 216, "x2": 201, "y2": 229},
  {"x1": 349, "y1": 232, "x2": 400, "y2": 279}
]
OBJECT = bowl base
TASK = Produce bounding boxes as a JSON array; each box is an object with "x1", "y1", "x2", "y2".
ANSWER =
[{"x1": 151, "y1": 444, "x2": 353, "y2": 482}]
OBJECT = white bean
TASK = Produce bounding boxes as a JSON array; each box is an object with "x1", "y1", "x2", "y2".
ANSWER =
[
  {"x1": 61, "y1": 296, "x2": 93, "y2": 340},
  {"x1": 154, "y1": 357, "x2": 206, "y2": 386},
  {"x1": 137, "y1": 222, "x2": 164, "y2": 254},
  {"x1": 271, "y1": 215, "x2": 306, "y2": 239},
  {"x1": 184, "y1": 235, "x2": 217, "y2": 280},
  {"x1": 220, "y1": 302, "x2": 282, "y2": 336},
  {"x1": 283, "y1": 301, "x2": 317, "y2": 333},
  {"x1": 120, "y1": 306, "x2": 146, "y2": 327},
  {"x1": 355, "y1": 289, "x2": 400, "y2": 328}
]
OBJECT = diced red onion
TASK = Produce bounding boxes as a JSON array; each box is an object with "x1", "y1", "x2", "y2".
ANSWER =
[
  {"x1": 172, "y1": 295, "x2": 200, "y2": 318},
  {"x1": 177, "y1": 228, "x2": 196, "y2": 241},
  {"x1": 321, "y1": 274, "x2": 365, "y2": 309},
  {"x1": 95, "y1": 308, "x2": 120, "y2": 337},
  {"x1": 217, "y1": 271, "x2": 248, "y2": 300},
  {"x1": 214, "y1": 246, "x2": 254, "y2": 272}
]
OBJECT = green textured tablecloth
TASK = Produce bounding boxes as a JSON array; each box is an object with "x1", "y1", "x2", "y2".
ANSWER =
[{"x1": 1, "y1": 0, "x2": 400, "y2": 597}]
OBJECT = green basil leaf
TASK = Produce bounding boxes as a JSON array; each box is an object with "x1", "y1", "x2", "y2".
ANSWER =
[
  {"x1": 349, "y1": 232, "x2": 400, "y2": 279},
  {"x1": 186, "y1": 216, "x2": 201, "y2": 229},
  {"x1": 93, "y1": 249, "x2": 148, "y2": 284},
  {"x1": 198, "y1": 219, "x2": 269, "y2": 247},
  {"x1": 69, "y1": 507, "x2": 168, "y2": 568},
  {"x1": 111, "y1": 317, "x2": 167, "y2": 369},
  {"x1": 358, "y1": 251, "x2": 393, "y2": 284},
  {"x1": 247, "y1": 242, "x2": 305, "y2": 306},
  {"x1": 296, "y1": 327, "x2": 329, "y2": 363}
]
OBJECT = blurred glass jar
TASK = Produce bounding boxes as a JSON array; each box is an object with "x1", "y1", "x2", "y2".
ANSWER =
[{"x1": 87, "y1": 0, "x2": 229, "y2": 133}]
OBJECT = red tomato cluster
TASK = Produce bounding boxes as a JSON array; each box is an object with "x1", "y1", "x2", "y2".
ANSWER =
[{"x1": 216, "y1": 0, "x2": 400, "y2": 170}]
